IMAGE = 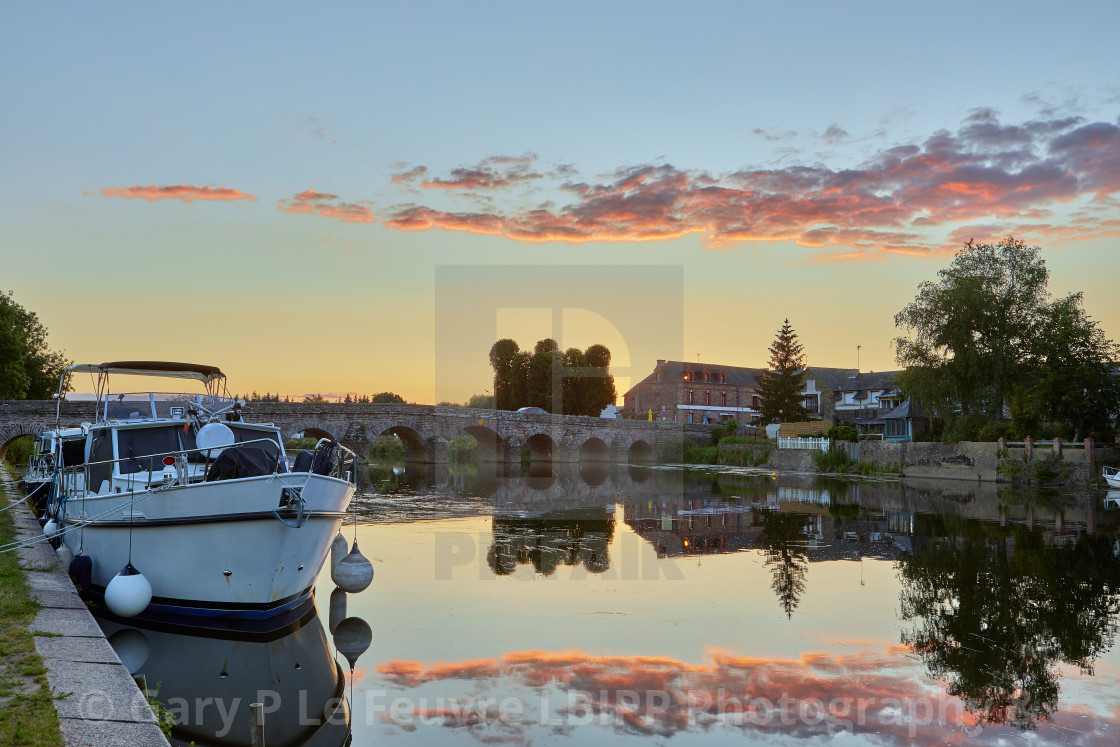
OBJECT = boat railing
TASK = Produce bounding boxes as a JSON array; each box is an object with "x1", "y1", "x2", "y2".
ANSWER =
[{"x1": 53, "y1": 437, "x2": 358, "y2": 502}]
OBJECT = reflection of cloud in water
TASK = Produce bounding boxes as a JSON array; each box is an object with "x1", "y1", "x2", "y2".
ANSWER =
[{"x1": 373, "y1": 646, "x2": 1120, "y2": 745}]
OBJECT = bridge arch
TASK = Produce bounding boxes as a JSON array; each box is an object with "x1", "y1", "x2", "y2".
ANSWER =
[
  {"x1": 627, "y1": 439, "x2": 654, "y2": 464},
  {"x1": 524, "y1": 433, "x2": 555, "y2": 466},
  {"x1": 461, "y1": 425, "x2": 506, "y2": 463},
  {"x1": 579, "y1": 437, "x2": 609, "y2": 463},
  {"x1": 284, "y1": 422, "x2": 341, "y2": 443},
  {"x1": 0, "y1": 424, "x2": 38, "y2": 461},
  {"x1": 372, "y1": 426, "x2": 428, "y2": 462}
]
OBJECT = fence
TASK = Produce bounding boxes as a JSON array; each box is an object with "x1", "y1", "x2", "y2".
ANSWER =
[{"x1": 778, "y1": 436, "x2": 831, "y2": 451}]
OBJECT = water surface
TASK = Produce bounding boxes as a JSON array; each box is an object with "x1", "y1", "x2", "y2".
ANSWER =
[{"x1": 112, "y1": 463, "x2": 1120, "y2": 745}]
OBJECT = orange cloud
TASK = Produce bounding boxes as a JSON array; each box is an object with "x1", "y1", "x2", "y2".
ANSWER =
[
  {"x1": 374, "y1": 111, "x2": 1120, "y2": 256},
  {"x1": 372, "y1": 647, "x2": 1120, "y2": 744},
  {"x1": 278, "y1": 190, "x2": 375, "y2": 223},
  {"x1": 99, "y1": 185, "x2": 257, "y2": 202}
]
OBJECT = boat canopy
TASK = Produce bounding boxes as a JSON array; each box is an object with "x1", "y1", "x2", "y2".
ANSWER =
[{"x1": 67, "y1": 361, "x2": 225, "y2": 384}]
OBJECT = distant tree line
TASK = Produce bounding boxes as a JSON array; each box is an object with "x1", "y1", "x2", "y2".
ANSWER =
[
  {"x1": 237, "y1": 392, "x2": 409, "y2": 404},
  {"x1": 438, "y1": 393, "x2": 495, "y2": 409},
  {"x1": 488, "y1": 338, "x2": 616, "y2": 416}
]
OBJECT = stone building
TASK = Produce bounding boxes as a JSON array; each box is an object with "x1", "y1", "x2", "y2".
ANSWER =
[
  {"x1": 622, "y1": 360, "x2": 768, "y2": 424},
  {"x1": 802, "y1": 367, "x2": 902, "y2": 432}
]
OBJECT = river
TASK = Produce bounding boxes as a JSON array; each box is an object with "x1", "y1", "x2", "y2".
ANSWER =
[{"x1": 100, "y1": 462, "x2": 1120, "y2": 745}]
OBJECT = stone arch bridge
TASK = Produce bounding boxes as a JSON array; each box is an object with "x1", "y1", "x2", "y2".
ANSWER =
[{"x1": 0, "y1": 401, "x2": 712, "y2": 465}]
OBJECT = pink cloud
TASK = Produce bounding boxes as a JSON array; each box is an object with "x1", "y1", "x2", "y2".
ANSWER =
[
  {"x1": 375, "y1": 111, "x2": 1120, "y2": 255},
  {"x1": 100, "y1": 184, "x2": 257, "y2": 202},
  {"x1": 373, "y1": 646, "x2": 1120, "y2": 744},
  {"x1": 278, "y1": 190, "x2": 375, "y2": 223}
]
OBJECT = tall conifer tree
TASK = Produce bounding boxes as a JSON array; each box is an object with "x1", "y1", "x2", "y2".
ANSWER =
[{"x1": 758, "y1": 319, "x2": 808, "y2": 425}]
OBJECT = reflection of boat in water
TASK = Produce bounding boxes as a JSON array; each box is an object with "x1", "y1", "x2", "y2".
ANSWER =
[
  {"x1": 488, "y1": 507, "x2": 615, "y2": 576},
  {"x1": 1105, "y1": 491, "x2": 1120, "y2": 510},
  {"x1": 99, "y1": 606, "x2": 351, "y2": 746},
  {"x1": 1104, "y1": 467, "x2": 1120, "y2": 489}
]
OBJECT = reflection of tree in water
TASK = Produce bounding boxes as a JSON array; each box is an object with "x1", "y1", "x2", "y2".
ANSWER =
[
  {"x1": 898, "y1": 521, "x2": 1120, "y2": 730},
  {"x1": 487, "y1": 510, "x2": 615, "y2": 576},
  {"x1": 759, "y1": 512, "x2": 811, "y2": 619}
]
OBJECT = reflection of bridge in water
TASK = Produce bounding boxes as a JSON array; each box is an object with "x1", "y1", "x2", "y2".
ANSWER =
[{"x1": 352, "y1": 462, "x2": 1120, "y2": 563}]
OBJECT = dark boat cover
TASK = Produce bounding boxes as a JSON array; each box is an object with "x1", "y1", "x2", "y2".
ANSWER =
[{"x1": 205, "y1": 446, "x2": 278, "y2": 481}]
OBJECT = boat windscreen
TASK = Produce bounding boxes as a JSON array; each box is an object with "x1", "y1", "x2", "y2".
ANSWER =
[
  {"x1": 60, "y1": 440, "x2": 86, "y2": 468},
  {"x1": 230, "y1": 426, "x2": 282, "y2": 449},
  {"x1": 117, "y1": 427, "x2": 181, "y2": 474}
]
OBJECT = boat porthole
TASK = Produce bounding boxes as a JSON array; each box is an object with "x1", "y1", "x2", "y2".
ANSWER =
[
  {"x1": 223, "y1": 570, "x2": 232, "y2": 576},
  {"x1": 295, "y1": 663, "x2": 301, "y2": 670}
]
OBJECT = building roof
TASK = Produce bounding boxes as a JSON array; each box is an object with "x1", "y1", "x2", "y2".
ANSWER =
[
  {"x1": 884, "y1": 398, "x2": 926, "y2": 420},
  {"x1": 627, "y1": 361, "x2": 769, "y2": 394},
  {"x1": 806, "y1": 366, "x2": 900, "y2": 394}
]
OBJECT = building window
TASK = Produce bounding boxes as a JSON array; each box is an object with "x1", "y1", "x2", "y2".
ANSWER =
[
  {"x1": 705, "y1": 392, "x2": 711, "y2": 406},
  {"x1": 689, "y1": 390, "x2": 694, "y2": 404},
  {"x1": 721, "y1": 392, "x2": 727, "y2": 406},
  {"x1": 752, "y1": 395, "x2": 760, "y2": 408},
  {"x1": 655, "y1": 392, "x2": 660, "y2": 405}
]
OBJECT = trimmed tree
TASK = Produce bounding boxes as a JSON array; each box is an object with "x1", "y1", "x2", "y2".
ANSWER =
[{"x1": 758, "y1": 319, "x2": 808, "y2": 425}]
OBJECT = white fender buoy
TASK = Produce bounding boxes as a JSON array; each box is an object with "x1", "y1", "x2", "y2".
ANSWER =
[
  {"x1": 329, "y1": 586, "x2": 347, "y2": 634},
  {"x1": 108, "y1": 628, "x2": 150, "y2": 673},
  {"x1": 330, "y1": 532, "x2": 348, "y2": 572},
  {"x1": 43, "y1": 517, "x2": 62, "y2": 549},
  {"x1": 196, "y1": 422, "x2": 235, "y2": 459},
  {"x1": 55, "y1": 544, "x2": 73, "y2": 566},
  {"x1": 332, "y1": 541, "x2": 373, "y2": 593},
  {"x1": 333, "y1": 616, "x2": 372, "y2": 670},
  {"x1": 105, "y1": 563, "x2": 152, "y2": 618}
]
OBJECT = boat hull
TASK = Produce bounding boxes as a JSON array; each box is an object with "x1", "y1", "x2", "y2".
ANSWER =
[{"x1": 60, "y1": 472, "x2": 354, "y2": 622}]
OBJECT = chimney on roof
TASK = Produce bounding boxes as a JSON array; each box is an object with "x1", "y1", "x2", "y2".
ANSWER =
[{"x1": 656, "y1": 360, "x2": 665, "y2": 365}]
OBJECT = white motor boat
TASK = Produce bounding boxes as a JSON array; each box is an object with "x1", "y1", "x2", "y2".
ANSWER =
[
  {"x1": 22, "y1": 426, "x2": 86, "y2": 514},
  {"x1": 1104, "y1": 466, "x2": 1120, "y2": 489},
  {"x1": 51, "y1": 361, "x2": 357, "y2": 626}
]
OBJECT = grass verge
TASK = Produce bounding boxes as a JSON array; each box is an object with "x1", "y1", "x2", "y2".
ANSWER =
[{"x1": 0, "y1": 493, "x2": 64, "y2": 746}]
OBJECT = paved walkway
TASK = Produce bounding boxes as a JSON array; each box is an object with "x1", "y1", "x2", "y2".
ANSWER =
[{"x1": 6, "y1": 482, "x2": 171, "y2": 746}]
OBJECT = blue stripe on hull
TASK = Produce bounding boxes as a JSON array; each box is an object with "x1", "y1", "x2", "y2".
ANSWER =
[{"x1": 86, "y1": 586, "x2": 318, "y2": 633}]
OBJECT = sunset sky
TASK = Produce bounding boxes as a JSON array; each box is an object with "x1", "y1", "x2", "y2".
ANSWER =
[{"x1": 3, "y1": 2, "x2": 1119, "y2": 403}]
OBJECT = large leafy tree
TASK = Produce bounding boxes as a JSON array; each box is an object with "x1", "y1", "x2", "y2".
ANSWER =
[
  {"x1": 489, "y1": 338, "x2": 524, "y2": 411},
  {"x1": 894, "y1": 237, "x2": 1048, "y2": 415},
  {"x1": 757, "y1": 319, "x2": 807, "y2": 425},
  {"x1": 490, "y1": 338, "x2": 614, "y2": 415},
  {"x1": 1026, "y1": 294, "x2": 1120, "y2": 441},
  {"x1": 894, "y1": 236, "x2": 1117, "y2": 437},
  {"x1": 0, "y1": 290, "x2": 69, "y2": 399},
  {"x1": 527, "y1": 338, "x2": 562, "y2": 411}
]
